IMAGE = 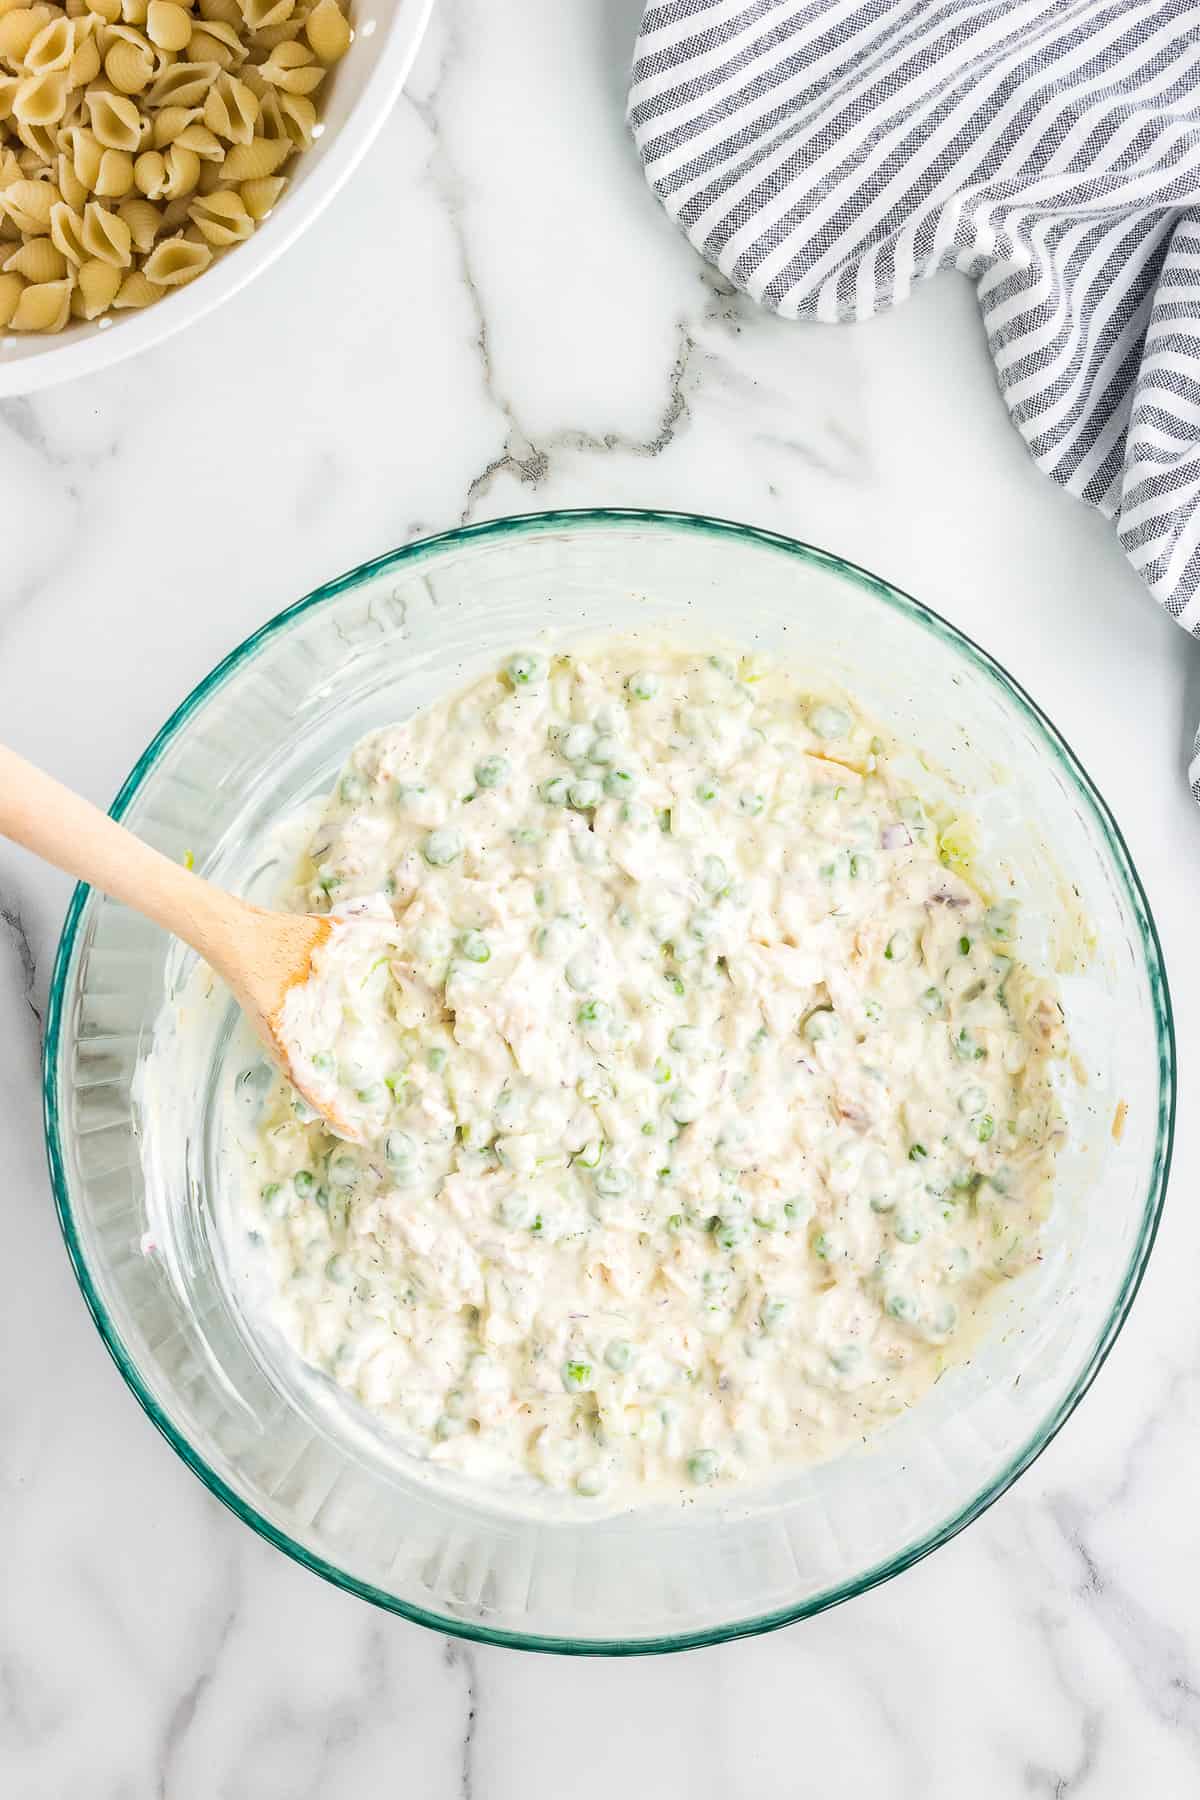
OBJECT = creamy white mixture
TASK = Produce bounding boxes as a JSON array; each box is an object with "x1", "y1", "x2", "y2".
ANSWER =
[{"x1": 238, "y1": 638, "x2": 1067, "y2": 1504}]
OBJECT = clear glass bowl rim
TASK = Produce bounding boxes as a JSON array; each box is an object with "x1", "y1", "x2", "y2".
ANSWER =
[{"x1": 42, "y1": 507, "x2": 1176, "y2": 1656}]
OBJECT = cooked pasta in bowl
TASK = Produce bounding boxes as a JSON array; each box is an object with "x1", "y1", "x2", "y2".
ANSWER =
[{"x1": 0, "y1": 0, "x2": 432, "y2": 391}]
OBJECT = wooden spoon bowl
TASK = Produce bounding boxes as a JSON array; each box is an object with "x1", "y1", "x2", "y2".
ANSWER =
[{"x1": 0, "y1": 742, "x2": 357, "y2": 1138}]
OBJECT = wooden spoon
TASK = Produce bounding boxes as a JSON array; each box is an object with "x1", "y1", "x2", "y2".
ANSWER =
[{"x1": 0, "y1": 742, "x2": 358, "y2": 1138}]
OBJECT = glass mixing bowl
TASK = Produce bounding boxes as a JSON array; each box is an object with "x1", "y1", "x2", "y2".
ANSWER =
[{"x1": 44, "y1": 510, "x2": 1174, "y2": 1654}]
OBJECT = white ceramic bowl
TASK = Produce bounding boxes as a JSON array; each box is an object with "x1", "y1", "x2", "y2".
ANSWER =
[{"x1": 0, "y1": 0, "x2": 433, "y2": 397}]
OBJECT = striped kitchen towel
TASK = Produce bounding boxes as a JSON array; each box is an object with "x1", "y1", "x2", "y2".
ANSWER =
[{"x1": 628, "y1": 0, "x2": 1200, "y2": 798}]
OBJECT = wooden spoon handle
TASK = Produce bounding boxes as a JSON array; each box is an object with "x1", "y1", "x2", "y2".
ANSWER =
[{"x1": 0, "y1": 741, "x2": 247, "y2": 964}]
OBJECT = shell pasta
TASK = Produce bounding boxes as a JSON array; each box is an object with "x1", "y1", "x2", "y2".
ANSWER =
[{"x1": 0, "y1": 0, "x2": 351, "y2": 331}]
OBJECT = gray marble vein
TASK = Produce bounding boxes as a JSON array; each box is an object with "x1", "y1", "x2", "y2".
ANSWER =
[
  {"x1": 0, "y1": 893, "x2": 42, "y2": 1037},
  {"x1": 443, "y1": 1640, "x2": 478, "y2": 1800}
]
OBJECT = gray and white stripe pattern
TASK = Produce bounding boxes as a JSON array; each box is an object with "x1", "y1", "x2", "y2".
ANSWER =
[{"x1": 629, "y1": 0, "x2": 1200, "y2": 799}]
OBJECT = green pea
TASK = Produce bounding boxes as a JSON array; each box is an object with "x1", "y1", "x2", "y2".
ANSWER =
[
  {"x1": 687, "y1": 1449, "x2": 719, "y2": 1485},
  {"x1": 688, "y1": 909, "x2": 717, "y2": 943},
  {"x1": 958, "y1": 934, "x2": 971, "y2": 955},
  {"x1": 694, "y1": 777, "x2": 719, "y2": 804},
  {"x1": 328, "y1": 1151, "x2": 358, "y2": 1189},
  {"x1": 311, "y1": 1050, "x2": 334, "y2": 1073},
  {"x1": 985, "y1": 902, "x2": 1016, "y2": 941},
  {"x1": 460, "y1": 1118, "x2": 493, "y2": 1153},
  {"x1": 803, "y1": 1008, "x2": 839, "y2": 1042},
  {"x1": 738, "y1": 791, "x2": 765, "y2": 817},
  {"x1": 830, "y1": 1345, "x2": 861, "y2": 1374},
  {"x1": 809, "y1": 703, "x2": 851, "y2": 740},
  {"x1": 575, "y1": 1139, "x2": 604, "y2": 1169},
  {"x1": 605, "y1": 1339, "x2": 636, "y2": 1372},
  {"x1": 886, "y1": 1293, "x2": 918, "y2": 1323},
  {"x1": 459, "y1": 930, "x2": 491, "y2": 964},
  {"x1": 958, "y1": 1085, "x2": 987, "y2": 1114},
  {"x1": 590, "y1": 735, "x2": 619, "y2": 764},
  {"x1": 669, "y1": 1089, "x2": 700, "y2": 1125},
  {"x1": 562, "y1": 1361, "x2": 592, "y2": 1392},
  {"x1": 627, "y1": 670, "x2": 659, "y2": 700},
  {"x1": 493, "y1": 1086, "x2": 518, "y2": 1124},
  {"x1": 715, "y1": 1216, "x2": 748, "y2": 1251},
  {"x1": 565, "y1": 952, "x2": 596, "y2": 992},
  {"x1": 339, "y1": 773, "x2": 365, "y2": 804},
  {"x1": 975, "y1": 1114, "x2": 995, "y2": 1142},
  {"x1": 540, "y1": 775, "x2": 570, "y2": 806},
  {"x1": 385, "y1": 1130, "x2": 417, "y2": 1168},
  {"x1": 884, "y1": 930, "x2": 910, "y2": 962},
  {"x1": 474, "y1": 754, "x2": 509, "y2": 789},
  {"x1": 955, "y1": 1028, "x2": 985, "y2": 1061},
  {"x1": 761, "y1": 1298, "x2": 790, "y2": 1331},
  {"x1": 422, "y1": 828, "x2": 462, "y2": 866},
  {"x1": 497, "y1": 1192, "x2": 535, "y2": 1229},
  {"x1": 560, "y1": 723, "x2": 595, "y2": 762},
  {"x1": 652, "y1": 1057, "x2": 672, "y2": 1085},
  {"x1": 604, "y1": 767, "x2": 636, "y2": 797},
  {"x1": 576, "y1": 1467, "x2": 607, "y2": 1497},
  {"x1": 506, "y1": 651, "x2": 545, "y2": 687},
  {"x1": 894, "y1": 1217, "x2": 922, "y2": 1244},
  {"x1": 700, "y1": 854, "x2": 729, "y2": 895},
  {"x1": 576, "y1": 999, "x2": 609, "y2": 1026},
  {"x1": 920, "y1": 987, "x2": 943, "y2": 1014},
  {"x1": 293, "y1": 1170, "x2": 315, "y2": 1198},
  {"x1": 569, "y1": 777, "x2": 601, "y2": 810},
  {"x1": 593, "y1": 1164, "x2": 630, "y2": 1199},
  {"x1": 863, "y1": 997, "x2": 883, "y2": 1023},
  {"x1": 668, "y1": 1024, "x2": 700, "y2": 1055},
  {"x1": 427, "y1": 1047, "x2": 447, "y2": 1072}
]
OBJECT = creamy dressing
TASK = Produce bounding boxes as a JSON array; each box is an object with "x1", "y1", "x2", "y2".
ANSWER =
[{"x1": 236, "y1": 637, "x2": 1067, "y2": 1504}]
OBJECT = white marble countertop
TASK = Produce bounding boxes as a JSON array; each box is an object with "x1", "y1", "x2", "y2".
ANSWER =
[{"x1": 3, "y1": 2, "x2": 1200, "y2": 1794}]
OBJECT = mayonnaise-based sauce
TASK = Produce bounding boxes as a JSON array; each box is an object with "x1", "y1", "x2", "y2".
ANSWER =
[{"x1": 237, "y1": 638, "x2": 1067, "y2": 1504}]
